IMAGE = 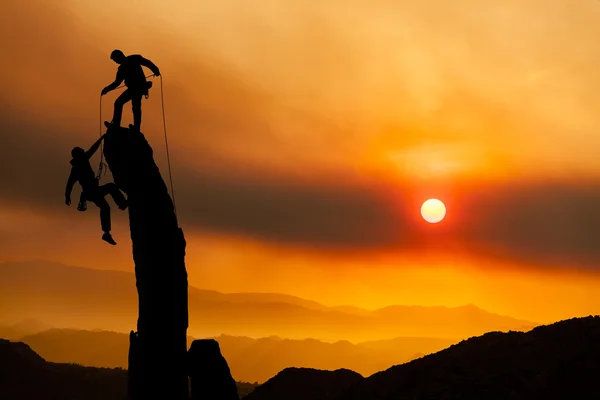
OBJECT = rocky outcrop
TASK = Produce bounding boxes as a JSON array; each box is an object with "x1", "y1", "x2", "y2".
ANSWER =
[
  {"x1": 188, "y1": 339, "x2": 239, "y2": 400},
  {"x1": 103, "y1": 126, "x2": 188, "y2": 400}
]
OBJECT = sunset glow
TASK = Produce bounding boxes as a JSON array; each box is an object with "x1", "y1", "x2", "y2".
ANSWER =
[{"x1": 2, "y1": 0, "x2": 600, "y2": 341}]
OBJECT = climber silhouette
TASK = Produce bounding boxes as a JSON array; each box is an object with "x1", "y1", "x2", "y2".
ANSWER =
[
  {"x1": 101, "y1": 49, "x2": 160, "y2": 132},
  {"x1": 64, "y1": 134, "x2": 128, "y2": 245}
]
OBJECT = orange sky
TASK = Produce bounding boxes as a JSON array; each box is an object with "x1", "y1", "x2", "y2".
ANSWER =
[{"x1": 2, "y1": 0, "x2": 600, "y2": 324}]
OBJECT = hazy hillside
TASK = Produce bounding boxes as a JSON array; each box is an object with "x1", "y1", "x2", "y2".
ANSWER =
[
  {"x1": 215, "y1": 336, "x2": 405, "y2": 383},
  {"x1": 14, "y1": 328, "x2": 458, "y2": 383},
  {"x1": 0, "y1": 261, "x2": 538, "y2": 342},
  {"x1": 0, "y1": 318, "x2": 53, "y2": 340},
  {"x1": 0, "y1": 339, "x2": 258, "y2": 399},
  {"x1": 17, "y1": 329, "x2": 193, "y2": 369}
]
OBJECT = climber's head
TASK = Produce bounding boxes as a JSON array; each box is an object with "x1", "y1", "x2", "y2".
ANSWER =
[
  {"x1": 110, "y1": 49, "x2": 126, "y2": 64},
  {"x1": 71, "y1": 146, "x2": 85, "y2": 159}
]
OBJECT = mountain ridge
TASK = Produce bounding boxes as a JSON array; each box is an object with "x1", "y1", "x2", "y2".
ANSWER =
[
  {"x1": 1, "y1": 260, "x2": 523, "y2": 316},
  {"x1": 5, "y1": 316, "x2": 600, "y2": 399},
  {"x1": 11, "y1": 327, "x2": 457, "y2": 383},
  {"x1": 235, "y1": 316, "x2": 600, "y2": 400},
  {"x1": 0, "y1": 260, "x2": 538, "y2": 342}
]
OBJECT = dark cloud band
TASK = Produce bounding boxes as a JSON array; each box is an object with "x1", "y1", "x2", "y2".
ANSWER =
[{"x1": 3, "y1": 111, "x2": 600, "y2": 270}]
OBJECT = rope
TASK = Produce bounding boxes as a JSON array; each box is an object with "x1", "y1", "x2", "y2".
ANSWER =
[
  {"x1": 96, "y1": 95, "x2": 107, "y2": 180},
  {"x1": 97, "y1": 73, "x2": 178, "y2": 217},
  {"x1": 159, "y1": 75, "x2": 177, "y2": 217}
]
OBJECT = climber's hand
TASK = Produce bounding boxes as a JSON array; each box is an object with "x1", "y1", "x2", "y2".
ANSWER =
[
  {"x1": 65, "y1": 197, "x2": 71, "y2": 206},
  {"x1": 154, "y1": 70, "x2": 161, "y2": 77},
  {"x1": 101, "y1": 87, "x2": 109, "y2": 96}
]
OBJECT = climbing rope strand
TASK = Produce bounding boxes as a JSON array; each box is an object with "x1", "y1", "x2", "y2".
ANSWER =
[
  {"x1": 97, "y1": 95, "x2": 107, "y2": 180},
  {"x1": 159, "y1": 74, "x2": 177, "y2": 216}
]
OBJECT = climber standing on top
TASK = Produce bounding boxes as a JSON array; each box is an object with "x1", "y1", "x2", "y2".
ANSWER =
[
  {"x1": 65, "y1": 134, "x2": 128, "y2": 245},
  {"x1": 101, "y1": 49, "x2": 160, "y2": 132}
]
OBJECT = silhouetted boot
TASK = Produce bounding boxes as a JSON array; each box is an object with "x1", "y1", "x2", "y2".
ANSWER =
[
  {"x1": 129, "y1": 124, "x2": 140, "y2": 132},
  {"x1": 102, "y1": 232, "x2": 117, "y2": 245},
  {"x1": 77, "y1": 192, "x2": 87, "y2": 211},
  {"x1": 77, "y1": 199, "x2": 87, "y2": 212}
]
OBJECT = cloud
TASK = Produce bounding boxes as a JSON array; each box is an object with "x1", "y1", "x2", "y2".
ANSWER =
[
  {"x1": 4, "y1": 108, "x2": 600, "y2": 270},
  {"x1": 177, "y1": 171, "x2": 600, "y2": 270},
  {"x1": 3, "y1": 0, "x2": 600, "y2": 271},
  {"x1": 451, "y1": 180, "x2": 600, "y2": 268}
]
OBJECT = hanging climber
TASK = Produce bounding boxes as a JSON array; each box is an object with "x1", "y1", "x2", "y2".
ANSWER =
[
  {"x1": 64, "y1": 133, "x2": 128, "y2": 245},
  {"x1": 101, "y1": 49, "x2": 161, "y2": 132}
]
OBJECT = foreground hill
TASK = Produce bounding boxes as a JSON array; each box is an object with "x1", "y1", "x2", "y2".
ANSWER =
[
  {"x1": 0, "y1": 261, "x2": 537, "y2": 342},
  {"x1": 0, "y1": 339, "x2": 258, "y2": 399},
  {"x1": 244, "y1": 368, "x2": 363, "y2": 400},
  {"x1": 240, "y1": 316, "x2": 600, "y2": 400},
  {"x1": 17, "y1": 328, "x2": 457, "y2": 383},
  {"x1": 0, "y1": 339, "x2": 127, "y2": 400},
  {"x1": 336, "y1": 316, "x2": 600, "y2": 400}
]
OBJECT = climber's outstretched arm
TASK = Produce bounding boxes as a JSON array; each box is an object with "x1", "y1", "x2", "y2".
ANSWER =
[
  {"x1": 65, "y1": 169, "x2": 76, "y2": 205},
  {"x1": 85, "y1": 134, "x2": 106, "y2": 159},
  {"x1": 102, "y1": 70, "x2": 125, "y2": 95}
]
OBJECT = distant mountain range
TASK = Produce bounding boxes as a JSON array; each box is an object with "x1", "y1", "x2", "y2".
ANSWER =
[
  {"x1": 0, "y1": 318, "x2": 53, "y2": 340},
  {"x1": 3, "y1": 317, "x2": 599, "y2": 400},
  {"x1": 244, "y1": 316, "x2": 600, "y2": 400},
  {"x1": 8, "y1": 327, "x2": 457, "y2": 383},
  {"x1": 0, "y1": 261, "x2": 538, "y2": 343}
]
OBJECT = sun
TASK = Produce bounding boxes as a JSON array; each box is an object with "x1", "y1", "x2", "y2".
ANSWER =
[{"x1": 421, "y1": 198, "x2": 446, "y2": 224}]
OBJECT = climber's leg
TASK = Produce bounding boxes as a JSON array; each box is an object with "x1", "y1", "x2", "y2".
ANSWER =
[
  {"x1": 131, "y1": 92, "x2": 143, "y2": 131},
  {"x1": 100, "y1": 183, "x2": 128, "y2": 211},
  {"x1": 91, "y1": 194, "x2": 116, "y2": 245},
  {"x1": 112, "y1": 89, "x2": 133, "y2": 128}
]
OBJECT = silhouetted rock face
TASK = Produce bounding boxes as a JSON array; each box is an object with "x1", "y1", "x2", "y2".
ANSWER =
[
  {"x1": 0, "y1": 339, "x2": 127, "y2": 400},
  {"x1": 244, "y1": 367, "x2": 363, "y2": 400},
  {"x1": 335, "y1": 316, "x2": 600, "y2": 400},
  {"x1": 103, "y1": 126, "x2": 188, "y2": 400},
  {"x1": 103, "y1": 126, "x2": 187, "y2": 330},
  {"x1": 188, "y1": 339, "x2": 239, "y2": 400},
  {"x1": 103, "y1": 127, "x2": 169, "y2": 201},
  {"x1": 127, "y1": 331, "x2": 140, "y2": 400}
]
